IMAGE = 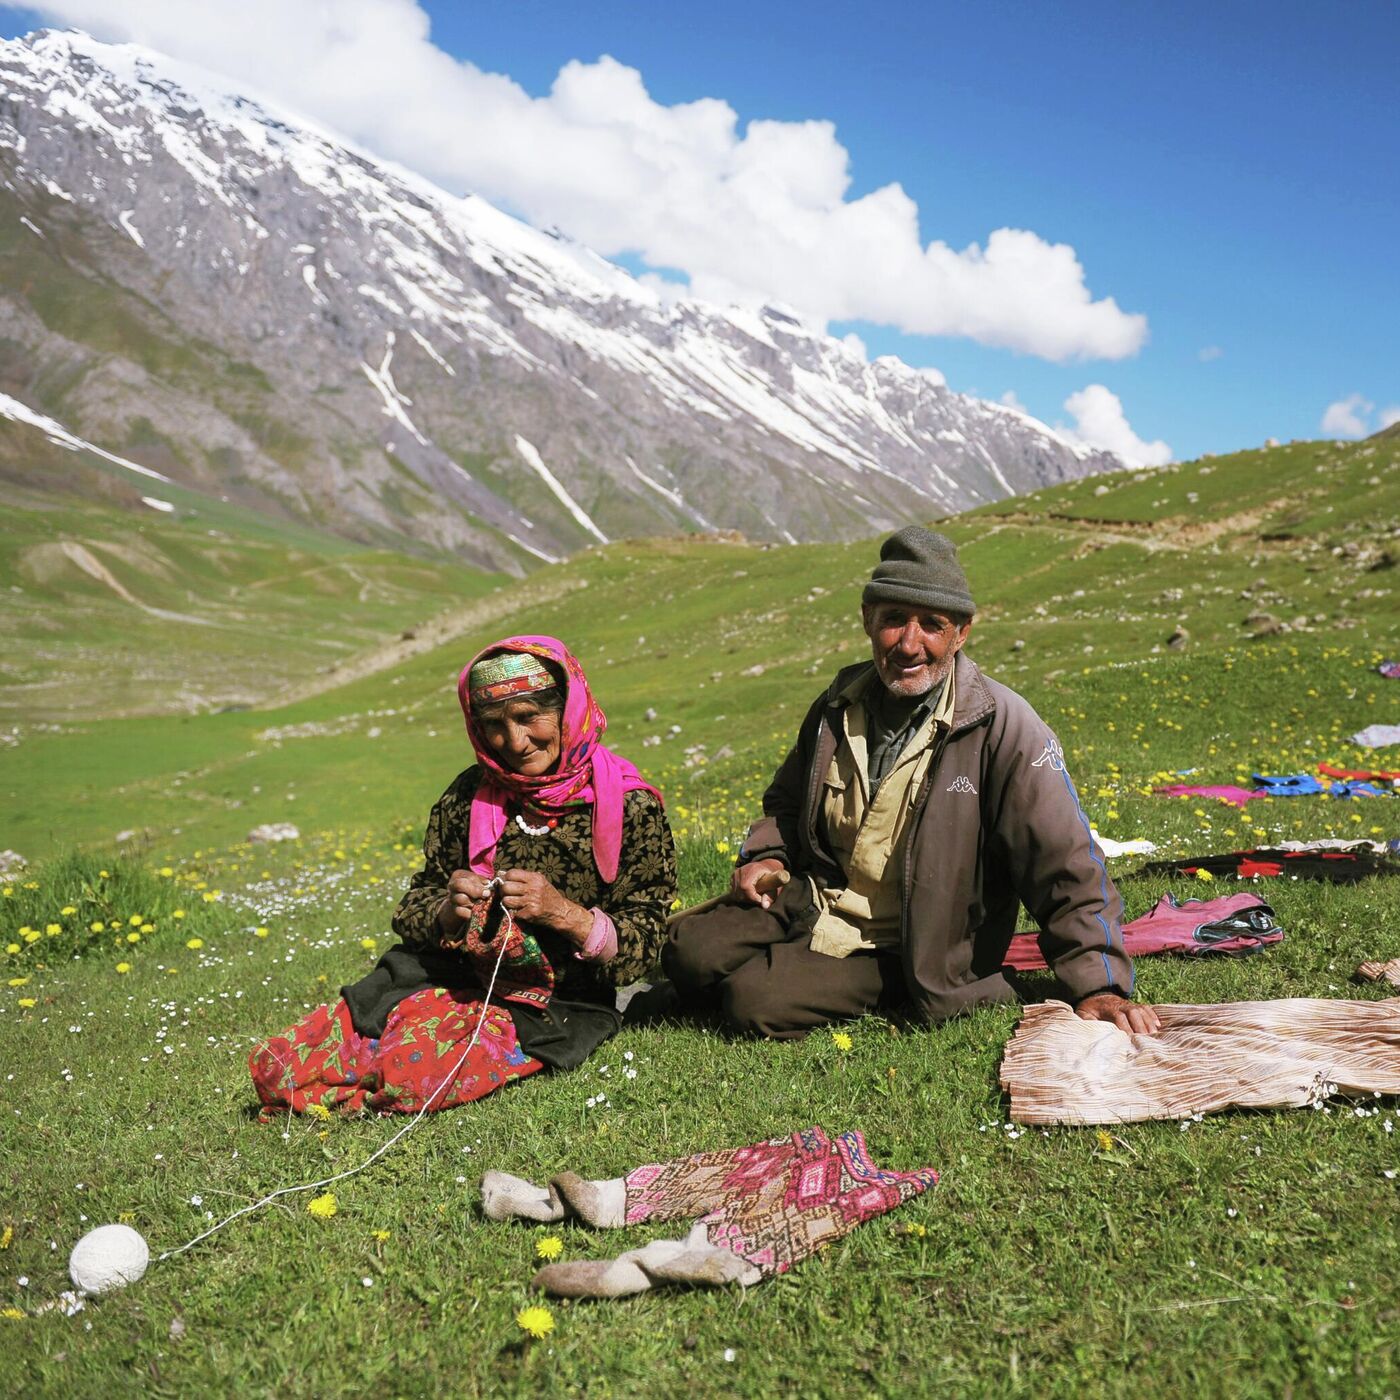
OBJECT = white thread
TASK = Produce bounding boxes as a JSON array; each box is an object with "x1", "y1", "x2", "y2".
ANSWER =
[{"x1": 157, "y1": 884, "x2": 516, "y2": 1262}]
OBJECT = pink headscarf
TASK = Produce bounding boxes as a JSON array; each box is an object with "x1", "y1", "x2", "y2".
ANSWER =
[{"x1": 458, "y1": 635, "x2": 661, "y2": 884}]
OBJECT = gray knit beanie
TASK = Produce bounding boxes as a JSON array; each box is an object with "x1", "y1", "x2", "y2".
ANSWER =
[{"x1": 861, "y1": 526, "x2": 976, "y2": 618}]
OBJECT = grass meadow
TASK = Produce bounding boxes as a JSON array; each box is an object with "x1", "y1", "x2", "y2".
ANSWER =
[{"x1": 2, "y1": 433, "x2": 1399, "y2": 1396}]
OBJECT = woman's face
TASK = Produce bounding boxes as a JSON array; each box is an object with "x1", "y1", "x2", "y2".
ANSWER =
[{"x1": 478, "y1": 698, "x2": 562, "y2": 775}]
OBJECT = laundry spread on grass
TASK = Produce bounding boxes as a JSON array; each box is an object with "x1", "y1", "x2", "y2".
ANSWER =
[
  {"x1": 1004, "y1": 893, "x2": 1282, "y2": 972},
  {"x1": 1377, "y1": 660, "x2": 1400, "y2": 680},
  {"x1": 482, "y1": 1126, "x2": 936, "y2": 1296},
  {"x1": 1000, "y1": 998, "x2": 1400, "y2": 1125},
  {"x1": 1153, "y1": 783, "x2": 1266, "y2": 808},
  {"x1": 1155, "y1": 766, "x2": 1398, "y2": 807},
  {"x1": 1351, "y1": 724, "x2": 1400, "y2": 749},
  {"x1": 1138, "y1": 846, "x2": 1400, "y2": 883},
  {"x1": 1319, "y1": 762, "x2": 1400, "y2": 782},
  {"x1": 1090, "y1": 831, "x2": 1158, "y2": 858}
]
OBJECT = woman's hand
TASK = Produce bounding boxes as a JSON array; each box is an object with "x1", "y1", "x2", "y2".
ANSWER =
[
  {"x1": 437, "y1": 868, "x2": 491, "y2": 934},
  {"x1": 498, "y1": 868, "x2": 593, "y2": 946}
]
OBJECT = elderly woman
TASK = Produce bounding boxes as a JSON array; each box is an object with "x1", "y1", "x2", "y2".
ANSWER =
[{"x1": 249, "y1": 636, "x2": 676, "y2": 1116}]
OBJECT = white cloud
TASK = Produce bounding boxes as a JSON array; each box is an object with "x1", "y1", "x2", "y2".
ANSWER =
[
  {"x1": 13, "y1": 0, "x2": 1149, "y2": 362},
  {"x1": 1320, "y1": 394, "x2": 1374, "y2": 438},
  {"x1": 1197, "y1": 345, "x2": 1223, "y2": 362},
  {"x1": 999, "y1": 389, "x2": 1027, "y2": 412},
  {"x1": 1377, "y1": 406, "x2": 1400, "y2": 430},
  {"x1": 1061, "y1": 385, "x2": 1172, "y2": 467}
]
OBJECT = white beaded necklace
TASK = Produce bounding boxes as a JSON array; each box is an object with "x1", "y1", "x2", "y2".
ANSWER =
[{"x1": 514, "y1": 811, "x2": 556, "y2": 836}]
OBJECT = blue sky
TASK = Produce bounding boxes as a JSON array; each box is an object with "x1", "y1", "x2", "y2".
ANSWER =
[{"x1": 4, "y1": 0, "x2": 1397, "y2": 460}]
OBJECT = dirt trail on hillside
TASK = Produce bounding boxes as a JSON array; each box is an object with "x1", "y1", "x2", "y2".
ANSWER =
[
  {"x1": 985, "y1": 500, "x2": 1288, "y2": 552},
  {"x1": 256, "y1": 575, "x2": 588, "y2": 710}
]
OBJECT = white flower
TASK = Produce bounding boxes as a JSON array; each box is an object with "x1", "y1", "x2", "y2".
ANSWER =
[
  {"x1": 190, "y1": 1195, "x2": 203, "y2": 1206},
  {"x1": 361, "y1": 1277, "x2": 374, "y2": 1288},
  {"x1": 723, "y1": 1348, "x2": 737, "y2": 1362}
]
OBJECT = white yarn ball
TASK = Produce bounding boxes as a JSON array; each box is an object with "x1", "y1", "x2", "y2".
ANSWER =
[{"x1": 69, "y1": 1224, "x2": 150, "y2": 1294}]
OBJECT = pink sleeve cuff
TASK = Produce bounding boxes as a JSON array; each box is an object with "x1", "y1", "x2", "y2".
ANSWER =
[{"x1": 575, "y1": 907, "x2": 618, "y2": 963}]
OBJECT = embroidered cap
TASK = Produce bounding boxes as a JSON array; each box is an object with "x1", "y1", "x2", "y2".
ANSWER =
[{"x1": 469, "y1": 652, "x2": 557, "y2": 705}]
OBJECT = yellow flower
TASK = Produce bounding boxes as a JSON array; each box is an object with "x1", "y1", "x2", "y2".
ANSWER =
[
  {"x1": 307, "y1": 1193, "x2": 337, "y2": 1220},
  {"x1": 127, "y1": 932, "x2": 141, "y2": 944},
  {"x1": 254, "y1": 926, "x2": 269, "y2": 938},
  {"x1": 185, "y1": 938, "x2": 204, "y2": 951},
  {"x1": 1194, "y1": 868, "x2": 1214, "y2": 882},
  {"x1": 371, "y1": 1229, "x2": 391, "y2": 1243},
  {"x1": 5, "y1": 944, "x2": 17, "y2": 956},
  {"x1": 1096, "y1": 1130, "x2": 1115, "y2": 1152},
  {"x1": 129, "y1": 914, "x2": 144, "y2": 927},
  {"x1": 306, "y1": 1103, "x2": 332, "y2": 1123},
  {"x1": 172, "y1": 909, "x2": 185, "y2": 920},
  {"x1": 60, "y1": 906, "x2": 76, "y2": 916},
  {"x1": 201, "y1": 891, "x2": 221, "y2": 903},
  {"x1": 360, "y1": 938, "x2": 377, "y2": 951},
  {"x1": 516, "y1": 1305, "x2": 555, "y2": 1339},
  {"x1": 141, "y1": 923, "x2": 154, "y2": 934},
  {"x1": 21, "y1": 930, "x2": 39, "y2": 944},
  {"x1": 89, "y1": 922, "x2": 105, "y2": 934},
  {"x1": 17, "y1": 998, "x2": 35, "y2": 1009},
  {"x1": 830, "y1": 1030, "x2": 853, "y2": 1052},
  {"x1": 0, "y1": 1225, "x2": 12, "y2": 1248},
  {"x1": 159, "y1": 867, "x2": 174, "y2": 877},
  {"x1": 1, "y1": 1306, "x2": 23, "y2": 1319},
  {"x1": 535, "y1": 1235, "x2": 564, "y2": 1260},
  {"x1": 7, "y1": 977, "x2": 28, "y2": 988},
  {"x1": 116, "y1": 962, "x2": 131, "y2": 974}
]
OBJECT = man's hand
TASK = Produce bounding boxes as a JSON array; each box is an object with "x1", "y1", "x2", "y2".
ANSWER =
[
  {"x1": 730, "y1": 858, "x2": 787, "y2": 909},
  {"x1": 1074, "y1": 992, "x2": 1162, "y2": 1035},
  {"x1": 438, "y1": 868, "x2": 490, "y2": 933},
  {"x1": 498, "y1": 868, "x2": 592, "y2": 945}
]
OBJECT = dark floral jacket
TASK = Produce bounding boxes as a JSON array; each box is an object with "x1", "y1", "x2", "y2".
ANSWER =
[{"x1": 392, "y1": 766, "x2": 676, "y2": 1003}]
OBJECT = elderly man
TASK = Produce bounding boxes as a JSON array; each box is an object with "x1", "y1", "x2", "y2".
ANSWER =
[{"x1": 663, "y1": 526, "x2": 1160, "y2": 1039}]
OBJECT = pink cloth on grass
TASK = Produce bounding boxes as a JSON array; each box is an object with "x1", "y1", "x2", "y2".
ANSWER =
[
  {"x1": 1005, "y1": 892, "x2": 1282, "y2": 972},
  {"x1": 1154, "y1": 783, "x2": 1264, "y2": 807}
]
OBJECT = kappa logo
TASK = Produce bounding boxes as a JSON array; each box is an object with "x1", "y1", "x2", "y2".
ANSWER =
[
  {"x1": 946, "y1": 775, "x2": 977, "y2": 794},
  {"x1": 1031, "y1": 737, "x2": 1066, "y2": 772}
]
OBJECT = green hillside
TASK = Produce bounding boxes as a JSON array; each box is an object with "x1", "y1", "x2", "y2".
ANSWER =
[
  {"x1": 3, "y1": 433, "x2": 1395, "y2": 862},
  {"x1": 0, "y1": 464, "x2": 495, "y2": 723},
  {"x1": 3, "y1": 432, "x2": 1400, "y2": 1397}
]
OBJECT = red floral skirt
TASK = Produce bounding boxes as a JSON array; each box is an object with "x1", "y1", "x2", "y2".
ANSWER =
[{"x1": 249, "y1": 986, "x2": 544, "y2": 1117}]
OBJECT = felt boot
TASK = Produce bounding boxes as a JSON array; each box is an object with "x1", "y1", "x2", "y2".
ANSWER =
[
  {"x1": 549, "y1": 1171, "x2": 627, "y2": 1228},
  {"x1": 479, "y1": 1170, "x2": 565, "y2": 1223},
  {"x1": 532, "y1": 1223, "x2": 760, "y2": 1298}
]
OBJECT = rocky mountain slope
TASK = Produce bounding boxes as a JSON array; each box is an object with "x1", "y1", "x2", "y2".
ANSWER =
[{"x1": 0, "y1": 29, "x2": 1120, "y2": 568}]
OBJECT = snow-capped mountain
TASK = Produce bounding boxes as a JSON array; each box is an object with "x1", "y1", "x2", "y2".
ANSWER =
[{"x1": 0, "y1": 29, "x2": 1119, "y2": 568}]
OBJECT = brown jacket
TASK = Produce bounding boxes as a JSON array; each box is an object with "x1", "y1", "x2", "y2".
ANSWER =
[{"x1": 740, "y1": 652, "x2": 1133, "y2": 1022}]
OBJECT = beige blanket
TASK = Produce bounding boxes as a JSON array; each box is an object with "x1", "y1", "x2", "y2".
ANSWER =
[{"x1": 1000, "y1": 998, "x2": 1400, "y2": 1125}]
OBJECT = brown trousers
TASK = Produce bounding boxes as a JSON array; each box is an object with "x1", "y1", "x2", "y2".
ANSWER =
[{"x1": 661, "y1": 879, "x2": 905, "y2": 1040}]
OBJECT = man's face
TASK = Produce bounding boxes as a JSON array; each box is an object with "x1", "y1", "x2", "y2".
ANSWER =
[{"x1": 862, "y1": 602, "x2": 972, "y2": 698}]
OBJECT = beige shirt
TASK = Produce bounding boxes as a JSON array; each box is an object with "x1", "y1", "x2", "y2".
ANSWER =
[{"x1": 809, "y1": 668, "x2": 956, "y2": 957}]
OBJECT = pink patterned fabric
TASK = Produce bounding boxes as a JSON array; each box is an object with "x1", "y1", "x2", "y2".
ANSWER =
[
  {"x1": 1006, "y1": 892, "x2": 1282, "y2": 971},
  {"x1": 458, "y1": 635, "x2": 660, "y2": 883},
  {"x1": 621, "y1": 1126, "x2": 937, "y2": 1277}
]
